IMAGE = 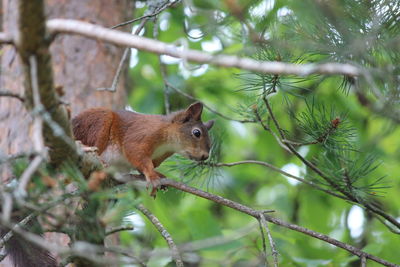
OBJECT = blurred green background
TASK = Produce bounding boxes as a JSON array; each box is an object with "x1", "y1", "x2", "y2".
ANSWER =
[{"x1": 117, "y1": 0, "x2": 400, "y2": 266}]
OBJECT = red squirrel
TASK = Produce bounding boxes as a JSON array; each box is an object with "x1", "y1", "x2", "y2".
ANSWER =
[{"x1": 72, "y1": 102, "x2": 214, "y2": 195}]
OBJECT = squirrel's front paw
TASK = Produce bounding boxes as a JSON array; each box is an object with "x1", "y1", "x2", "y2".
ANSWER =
[
  {"x1": 147, "y1": 178, "x2": 161, "y2": 198},
  {"x1": 155, "y1": 171, "x2": 168, "y2": 192}
]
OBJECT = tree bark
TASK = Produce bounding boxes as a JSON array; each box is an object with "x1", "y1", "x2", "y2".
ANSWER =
[
  {"x1": 0, "y1": 0, "x2": 132, "y2": 265},
  {"x1": 0, "y1": 0, "x2": 131, "y2": 176},
  {"x1": 46, "y1": 0, "x2": 131, "y2": 116}
]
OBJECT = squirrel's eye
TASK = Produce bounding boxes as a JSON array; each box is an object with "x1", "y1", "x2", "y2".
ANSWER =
[{"x1": 192, "y1": 129, "x2": 201, "y2": 138}]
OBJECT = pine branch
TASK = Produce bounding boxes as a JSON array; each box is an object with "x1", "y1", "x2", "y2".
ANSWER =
[{"x1": 262, "y1": 96, "x2": 400, "y2": 232}]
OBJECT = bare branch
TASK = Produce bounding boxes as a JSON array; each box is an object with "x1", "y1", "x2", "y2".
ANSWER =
[
  {"x1": 179, "y1": 223, "x2": 256, "y2": 252},
  {"x1": 46, "y1": 19, "x2": 361, "y2": 77},
  {"x1": 15, "y1": 55, "x2": 46, "y2": 199},
  {"x1": 15, "y1": 156, "x2": 43, "y2": 198},
  {"x1": 361, "y1": 256, "x2": 367, "y2": 267},
  {"x1": 105, "y1": 225, "x2": 134, "y2": 236},
  {"x1": 154, "y1": 17, "x2": 171, "y2": 114},
  {"x1": 136, "y1": 204, "x2": 184, "y2": 267},
  {"x1": 0, "y1": 90, "x2": 24, "y2": 102},
  {"x1": 0, "y1": 32, "x2": 13, "y2": 44},
  {"x1": 97, "y1": 18, "x2": 147, "y2": 92},
  {"x1": 214, "y1": 160, "x2": 348, "y2": 200},
  {"x1": 0, "y1": 214, "x2": 34, "y2": 249},
  {"x1": 154, "y1": 178, "x2": 398, "y2": 267},
  {"x1": 0, "y1": 251, "x2": 6, "y2": 262},
  {"x1": 259, "y1": 213, "x2": 278, "y2": 267},
  {"x1": 103, "y1": 246, "x2": 147, "y2": 267},
  {"x1": 0, "y1": 151, "x2": 39, "y2": 164},
  {"x1": 258, "y1": 217, "x2": 269, "y2": 266},
  {"x1": 165, "y1": 80, "x2": 256, "y2": 122},
  {"x1": 110, "y1": 0, "x2": 181, "y2": 29},
  {"x1": 96, "y1": 48, "x2": 130, "y2": 92},
  {"x1": 0, "y1": 192, "x2": 12, "y2": 223}
]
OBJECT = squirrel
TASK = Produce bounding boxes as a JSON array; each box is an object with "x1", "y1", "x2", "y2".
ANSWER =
[
  {"x1": 2, "y1": 103, "x2": 213, "y2": 267},
  {"x1": 72, "y1": 102, "x2": 214, "y2": 196}
]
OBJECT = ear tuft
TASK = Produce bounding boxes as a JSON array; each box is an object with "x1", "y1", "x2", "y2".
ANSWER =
[{"x1": 204, "y1": 120, "x2": 215, "y2": 130}]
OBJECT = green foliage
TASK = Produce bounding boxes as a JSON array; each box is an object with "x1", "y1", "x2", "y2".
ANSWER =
[
  {"x1": 5, "y1": 0, "x2": 397, "y2": 266},
  {"x1": 294, "y1": 99, "x2": 356, "y2": 151},
  {"x1": 125, "y1": 0, "x2": 400, "y2": 265}
]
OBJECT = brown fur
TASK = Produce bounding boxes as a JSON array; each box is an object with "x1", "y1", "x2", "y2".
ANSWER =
[{"x1": 72, "y1": 102, "x2": 214, "y2": 196}]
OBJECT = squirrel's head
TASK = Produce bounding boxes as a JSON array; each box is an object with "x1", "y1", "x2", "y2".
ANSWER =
[{"x1": 171, "y1": 102, "x2": 214, "y2": 161}]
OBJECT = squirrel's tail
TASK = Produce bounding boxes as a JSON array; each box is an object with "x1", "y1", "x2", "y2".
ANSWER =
[
  {"x1": 6, "y1": 236, "x2": 57, "y2": 267},
  {"x1": 1, "y1": 227, "x2": 57, "y2": 267}
]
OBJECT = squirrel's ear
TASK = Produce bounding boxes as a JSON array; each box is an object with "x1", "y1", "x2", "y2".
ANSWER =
[
  {"x1": 186, "y1": 102, "x2": 203, "y2": 121},
  {"x1": 204, "y1": 120, "x2": 214, "y2": 130},
  {"x1": 172, "y1": 102, "x2": 203, "y2": 123}
]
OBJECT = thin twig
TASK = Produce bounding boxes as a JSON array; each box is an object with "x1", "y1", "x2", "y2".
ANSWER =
[
  {"x1": 110, "y1": 0, "x2": 181, "y2": 29},
  {"x1": 97, "y1": 19, "x2": 147, "y2": 92},
  {"x1": 0, "y1": 32, "x2": 13, "y2": 44},
  {"x1": 0, "y1": 214, "x2": 34, "y2": 249},
  {"x1": 97, "y1": 48, "x2": 130, "y2": 92},
  {"x1": 0, "y1": 90, "x2": 24, "y2": 102},
  {"x1": 154, "y1": 18, "x2": 171, "y2": 114},
  {"x1": 165, "y1": 80, "x2": 256, "y2": 123},
  {"x1": 361, "y1": 255, "x2": 367, "y2": 267},
  {"x1": 103, "y1": 246, "x2": 147, "y2": 267},
  {"x1": 0, "y1": 250, "x2": 7, "y2": 262},
  {"x1": 154, "y1": 178, "x2": 398, "y2": 267},
  {"x1": 0, "y1": 192, "x2": 12, "y2": 223},
  {"x1": 213, "y1": 160, "x2": 348, "y2": 200},
  {"x1": 282, "y1": 139, "x2": 319, "y2": 146},
  {"x1": 100, "y1": 0, "x2": 181, "y2": 92},
  {"x1": 254, "y1": 108, "x2": 270, "y2": 131},
  {"x1": 105, "y1": 225, "x2": 134, "y2": 236},
  {"x1": 259, "y1": 213, "x2": 279, "y2": 267},
  {"x1": 160, "y1": 61, "x2": 171, "y2": 114},
  {"x1": 136, "y1": 204, "x2": 184, "y2": 267},
  {"x1": 179, "y1": 223, "x2": 256, "y2": 252},
  {"x1": 16, "y1": 56, "x2": 46, "y2": 198},
  {"x1": 374, "y1": 216, "x2": 400, "y2": 234},
  {"x1": 258, "y1": 218, "x2": 269, "y2": 267},
  {"x1": 0, "y1": 151, "x2": 39, "y2": 164},
  {"x1": 46, "y1": 19, "x2": 362, "y2": 77},
  {"x1": 16, "y1": 156, "x2": 43, "y2": 198},
  {"x1": 254, "y1": 107, "x2": 292, "y2": 153}
]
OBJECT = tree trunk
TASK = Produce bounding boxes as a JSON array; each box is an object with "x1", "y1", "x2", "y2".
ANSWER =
[
  {"x1": 0, "y1": 0, "x2": 132, "y2": 265},
  {"x1": 0, "y1": 0, "x2": 131, "y2": 176}
]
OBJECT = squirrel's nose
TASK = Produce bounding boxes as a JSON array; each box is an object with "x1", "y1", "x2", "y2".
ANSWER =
[{"x1": 201, "y1": 153, "x2": 209, "y2": 161}]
